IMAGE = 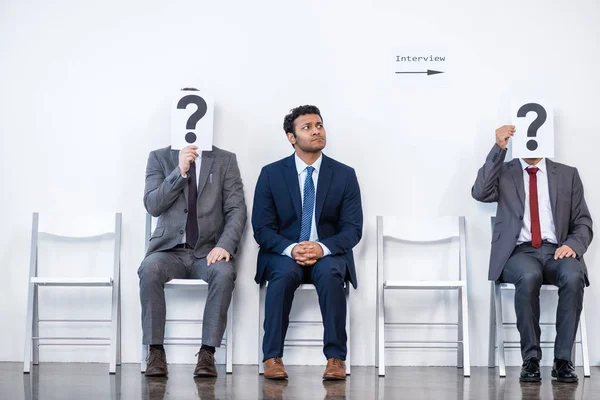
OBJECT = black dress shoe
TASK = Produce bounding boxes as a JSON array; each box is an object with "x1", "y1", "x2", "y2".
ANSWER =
[
  {"x1": 552, "y1": 359, "x2": 578, "y2": 383},
  {"x1": 520, "y1": 358, "x2": 541, "y2": 382},
  {"x1": 194, "y1": 349, "x2": 218, "y2": 377},
  {"x1": 145, "y1": 348, "x2": 168, "y2": 377}
]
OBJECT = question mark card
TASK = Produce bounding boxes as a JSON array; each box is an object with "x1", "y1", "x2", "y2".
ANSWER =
[
  {"x1": 170, "y1": 91, "x2": 214, "y2": 151},
  {"x1": 511, "y1": 101, "x2": 554, "y2": 158}
]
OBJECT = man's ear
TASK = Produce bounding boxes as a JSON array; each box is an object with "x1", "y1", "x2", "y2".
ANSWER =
[{"x1": 286, "y1": 132, "x2": 296, "y2": 144}]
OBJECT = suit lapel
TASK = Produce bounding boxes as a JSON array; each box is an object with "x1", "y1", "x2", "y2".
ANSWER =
[
  {"x1": 197, "y1": 150, "x2": 214, "y2": 198},
  {"x1": 315, "y1": 154, "x2": 332, "y2": 225},
  {"x1": 509, "y1": 159, "x2": 525, "y2": 207},
  {"x1": 283, "y1": 154, "x2": 302, "y2": 220},
  {"x1": 546, "y1": 159, "x2": 559, "y2": 221}
]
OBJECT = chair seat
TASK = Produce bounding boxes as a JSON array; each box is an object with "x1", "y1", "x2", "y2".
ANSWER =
[
  {"x1": 31, "y1": 277, "x2": 113, "y2": 287},
  {"x1": 265, "y1": 283, "x2": 348, "y2": 290},
  {"x1": 384, "y1": 280, "x2": 466, "y2": 289},
  {"x1": 165, "y1": 279, "x2": 208, "y2": 287},
  {"x1": 499, "y1": 283, "x2": 558, "y2": 291}
]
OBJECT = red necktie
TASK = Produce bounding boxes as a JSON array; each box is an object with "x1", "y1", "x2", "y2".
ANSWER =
[{"x1": 526, "y1": 167, "x2": 542, "y2": 248}]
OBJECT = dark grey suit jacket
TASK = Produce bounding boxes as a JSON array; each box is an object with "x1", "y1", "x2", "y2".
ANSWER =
[
  {"x1": 472, "y1": 144, "x2": 593, "y2": 285},
  {"x1": 143, "y1": 145, "x2": 247, "y2": 259}
]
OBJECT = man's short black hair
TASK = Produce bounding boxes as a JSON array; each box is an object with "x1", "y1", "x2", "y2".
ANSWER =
[{"x1": 283, "y1": 105, "x2": 323, "y2": 135}]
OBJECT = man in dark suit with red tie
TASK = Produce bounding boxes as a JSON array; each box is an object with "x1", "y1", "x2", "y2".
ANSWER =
[
  {"x1": 252, "y1": 105, "x2": 363, "y2": 380},
  {"x1": 472, "y1": 125, "x2": 593, "y2": 383}
]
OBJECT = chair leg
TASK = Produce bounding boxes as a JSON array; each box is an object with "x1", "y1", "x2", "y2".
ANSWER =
[
  {"x1": 117, "y1": 283, "x2": 122, "y2": 366},
  {"x1": 226, "y1": 296, "x2": 233, "y2": 374},
  {"x1": 460, "y1": 286, "x2": 471, "y2": 377},
  {"x1": 457, "y1": 287, "x2": 464, "y2": 369},
  {"x1": 32, "y1": 285, "x2": 39, "y2": 366},
  {"x1": 378, "y1": 288, "x2": 385, "y2": 377},
  {"x1": 23, "y1": 283, "x2": 35, "y2": 373},
  {"x1": 345, "y1": 285, "x2": 351, "y2": 375},
  {"x1": 258, "y1": 282, "x2": 266, "y2": 375},
  {"x1": 141, "y1": 345, "x2": 147, "y2": 373},
  {"x1": 580, "y1": 302, "x2": 590, "y2": 377},
  {"x1": 488, "y1": 281, "x2": 497, "y2": 368},
  {"x1": 494, "y1": 283, "x2": 506, "y2": 377},
  {"x1": 109, "y1": 282, "x2": 118, "y2": 374}
]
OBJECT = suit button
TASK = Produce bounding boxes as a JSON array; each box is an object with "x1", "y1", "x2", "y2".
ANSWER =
[
  {"x1": 180, "y1": 230, "x2": 184, "y2": 234},
  {"x1": 184, "y1": 209, "x2": 188, "y2": 213},
  {"x1": 515, "y1": 234, "x2": 519, "y2": 239},
  {"x1": 519, "y1": 215, "x2": 523, "y2": 220}
]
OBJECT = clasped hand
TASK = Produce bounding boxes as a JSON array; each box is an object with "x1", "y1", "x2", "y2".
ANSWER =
[{"x1": 292, "y1": 241, "x2": 324, "y2": 266}]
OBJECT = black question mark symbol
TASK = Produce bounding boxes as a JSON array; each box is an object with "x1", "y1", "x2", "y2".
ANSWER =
[
  {"x1": 517, "y1": 103, "x2": 547, "y2": 151},
  {"x1": 177, "y1": 95, "x2": 207, "y2": 143}
]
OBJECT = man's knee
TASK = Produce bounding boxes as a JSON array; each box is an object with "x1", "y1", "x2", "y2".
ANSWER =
[
  {"x1": 209, "y1": 261, "x2": 237, "y2": 287},
  {"x1": 269, "y1": 262, "x2": 302, "y2": 288},
  {"x1": 558, "y1": 259, "x2": 585, "y2": 291},
  {"x1": 516, "y1": 270, "x2": 543, "y2": 293},
  {"x1": 312, "y1": 258, "x2": 345, "y2": 287},
  {"x1": 138, "y1": 255, "x2": 166, "y2": 285}
]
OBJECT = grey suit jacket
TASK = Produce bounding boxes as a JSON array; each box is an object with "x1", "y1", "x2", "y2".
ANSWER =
[
  {"x1": 472, "y1": 144, "x2": 593, "y2": 285},
  {"x1": 143, "y1": 145, "x2": 247, "y2": 259}
]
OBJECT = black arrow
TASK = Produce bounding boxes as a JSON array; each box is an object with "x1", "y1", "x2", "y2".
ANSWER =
[{"x1": 395, "y1": 70, "x2": 444, "y2": 76}]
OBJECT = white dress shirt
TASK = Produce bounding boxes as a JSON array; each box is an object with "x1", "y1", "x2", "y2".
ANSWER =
[
  {"x1": 282, "y1": 153, "x2": 331, "y2": 259},
  {"x1": 181, "y1": 155, "x2": 202, "y2": 244},
  {"x1": 517, "y1": 158, "x2": 558, "y2": 245}
]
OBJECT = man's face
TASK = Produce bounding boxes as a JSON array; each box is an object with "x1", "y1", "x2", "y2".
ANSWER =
[{"x1": 287, "y1": 114, "x2": 326, "y2": 153}]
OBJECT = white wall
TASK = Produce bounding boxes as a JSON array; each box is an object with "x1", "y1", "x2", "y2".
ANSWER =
[{"x1": 1, "y1": 0, "x2": 599, "y2": 367}]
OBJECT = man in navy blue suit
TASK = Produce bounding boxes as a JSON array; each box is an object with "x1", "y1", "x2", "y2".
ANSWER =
[{"x1": 252, "y1": 105, "x2": 363, "y2": 381}]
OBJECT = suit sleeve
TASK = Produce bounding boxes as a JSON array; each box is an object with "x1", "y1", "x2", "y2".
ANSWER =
[
  {"x1": 216, "y1": 154, "x2": 247, "y2": 257},
  {"x1": 320, "y1": 168, "x2": 363, "y2": 255},
  {"x1": 252, "y1": 167, "x2": 296, "y2": 254},
  {"x1": 143, "y1": 151, "x2": 187, "y2": 217},
  {"x1": 563, "y1": 168, "x2": 593, "y2": 257},
  {"x1": 471, "y1": 144, "x2": 507, "y2": 203}
]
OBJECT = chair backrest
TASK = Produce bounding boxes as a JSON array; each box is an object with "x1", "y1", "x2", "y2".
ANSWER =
[
  {"x1": 29, "y1": 212, "x2": 122, "y2": 279},
  {"x1": 376, "y1": 216, "x2": 467, "y2": 283}
]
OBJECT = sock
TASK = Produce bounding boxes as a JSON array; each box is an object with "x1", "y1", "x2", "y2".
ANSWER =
[
  {"x1": 150, "y1": 344, "x2": 165, "y2": 352},
  {"x1": 201, "y1": 344, "x2": 215, "y2": 354}
]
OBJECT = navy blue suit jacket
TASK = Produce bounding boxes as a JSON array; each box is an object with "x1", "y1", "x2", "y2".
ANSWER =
[{"x1": 252, "y1": 153, "x2": 363, "y2": 288}]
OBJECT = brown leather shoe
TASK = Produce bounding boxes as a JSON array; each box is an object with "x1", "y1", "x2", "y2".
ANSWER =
[
  {"x1": 145, "y1": 348, "x2": 168, "y2": 377},
  {"x1": 264, "y1": 357, "x2": 288, "y2": 380},
  {"x1": 323, "y1": 358, "x2": 346, "y2": 380},
  {"x1": 194, "y1": 349, "x2": 218, "y2": 377}
]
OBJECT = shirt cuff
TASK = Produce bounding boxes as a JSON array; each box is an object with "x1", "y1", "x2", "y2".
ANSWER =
[
  {"x1": 282, "y1": 243, "x2": 297, "y2": 258},
  {"x1": 317, "y1": 242, "x2": 331, "y2": 257}
]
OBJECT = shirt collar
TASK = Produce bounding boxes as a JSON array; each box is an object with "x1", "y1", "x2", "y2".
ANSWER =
[
  {"x1": 519, "y1": 158, "x2": 546, "y2": 174},
  {"x1": 294, "y1": 153, "x2": 322, "y2": 175}
]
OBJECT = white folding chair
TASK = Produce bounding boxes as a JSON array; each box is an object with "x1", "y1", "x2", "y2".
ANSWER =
[
  {"x1": 488, "y1": 217, "x2": 590, "y2": 378},
  {"x1": 258, "y1": 282, "x2": 351, "y2": 375},
  {"x1": 23, "y1": 212, "x2": 122, "y2": 374},
  {"x1": 140, "y1": 213, "x2": 233, "y2": 374},
  {"x1": 376, "y1": 216, "x2": 470, "y2": 377}
]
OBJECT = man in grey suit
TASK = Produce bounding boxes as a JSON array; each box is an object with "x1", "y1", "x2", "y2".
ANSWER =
[
  {"x1": 473, "y1": 125, "x2": 593, "y2": 383},
  {"x1": 138, "y1": 133, "x2": 246, "y2": 377}
]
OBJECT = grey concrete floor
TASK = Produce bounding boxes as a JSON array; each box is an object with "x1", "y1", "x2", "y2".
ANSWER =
[{"x1": 1, "y1": 363, "x2": 599, "y2": 399}]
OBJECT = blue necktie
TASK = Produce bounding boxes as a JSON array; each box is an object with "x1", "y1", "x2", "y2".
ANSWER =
[{"x1": 299, "y1": 166, "x2": 315, "y2": 242}]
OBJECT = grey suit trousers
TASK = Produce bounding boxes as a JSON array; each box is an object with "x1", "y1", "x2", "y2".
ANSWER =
[
  {"x1": 500, "y1": 242, "x2": 585, "y2": 362},
  {"x1": 138, "y1": 247, "x2": 236, "y2": 347}
]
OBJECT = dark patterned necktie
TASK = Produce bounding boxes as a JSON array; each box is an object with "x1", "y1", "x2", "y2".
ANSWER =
[{"x1": 186, "y1": 161, "x2": 199, "y2": 247}]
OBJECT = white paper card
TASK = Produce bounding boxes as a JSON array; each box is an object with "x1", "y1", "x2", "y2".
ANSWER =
[
  {"x1": 511, "y1": 101, "x2": 554, "y2": 158},
  {"x1": 170, "y1": 91, "x2": 214, "y2": 151}
]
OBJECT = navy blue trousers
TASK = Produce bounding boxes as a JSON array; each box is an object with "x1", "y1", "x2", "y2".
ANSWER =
[{"x1": 262, "y1": 254, "x2": 347, "y2": 361}]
